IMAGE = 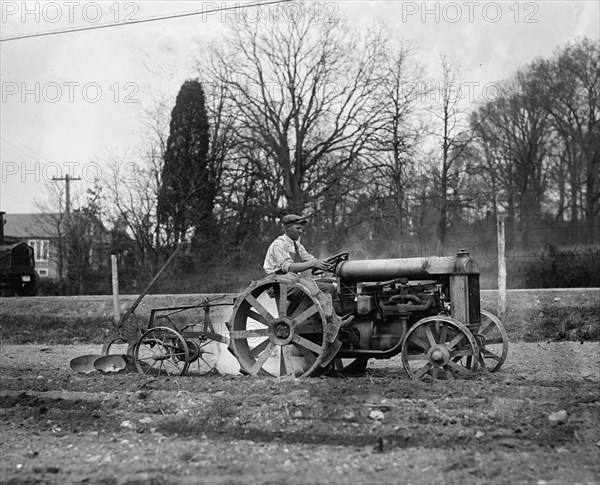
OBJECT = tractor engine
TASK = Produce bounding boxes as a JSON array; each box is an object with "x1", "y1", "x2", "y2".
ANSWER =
[{"x1": 333, "y1": 250, "x2": 481, "y2": 357}]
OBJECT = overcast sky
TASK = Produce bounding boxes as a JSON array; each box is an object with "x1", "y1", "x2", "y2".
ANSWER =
[{"x1": 1, "y1": 0, "x2": 598, "y2": 214}]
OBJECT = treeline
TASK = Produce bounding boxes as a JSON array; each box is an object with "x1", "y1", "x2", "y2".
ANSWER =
[{"x1": 50, "y1": 8, "x2": 598, "y2": 294}]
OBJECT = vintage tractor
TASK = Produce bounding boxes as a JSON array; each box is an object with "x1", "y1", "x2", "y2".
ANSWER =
[
  {"x1": 227, "y1": 249, "x2": 508, "y2": 381},
  {"x1": 117, "y1": 249, "x2": 507, "y2": 381}
]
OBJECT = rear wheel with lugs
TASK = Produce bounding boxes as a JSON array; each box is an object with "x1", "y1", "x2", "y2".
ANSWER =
[{"x1": 228, "y1": 275, "x2": 339, "y2": 377}]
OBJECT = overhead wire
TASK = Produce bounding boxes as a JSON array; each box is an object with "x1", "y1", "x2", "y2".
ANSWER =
[
  {"x1": 1, "y1": 129, "x2": 56, "y2": 166},
  {"x1": 0, "y1": 0, "x2": 293, "y2": 42}
]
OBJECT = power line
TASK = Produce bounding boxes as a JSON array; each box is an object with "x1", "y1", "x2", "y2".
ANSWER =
[
  {"x1": 0, "y1": 0, "x2": 291, "y2": 42},
  {"x1": 1, "y1": 129, "x2": 56, "y2": 165}
]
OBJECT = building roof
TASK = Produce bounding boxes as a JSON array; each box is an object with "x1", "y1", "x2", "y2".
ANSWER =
[{"x1": 2, "y1": 213, "x2": 64, "y2": 239}]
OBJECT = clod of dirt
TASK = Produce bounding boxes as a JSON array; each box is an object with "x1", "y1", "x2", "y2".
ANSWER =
[{"x1": 548, "y1": 410, "x2": 568, "y2": 424}]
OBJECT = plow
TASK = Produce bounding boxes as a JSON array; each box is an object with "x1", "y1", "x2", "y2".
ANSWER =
[{"x1": 73, "y1": 249, "x2": 508, "y2": 381}]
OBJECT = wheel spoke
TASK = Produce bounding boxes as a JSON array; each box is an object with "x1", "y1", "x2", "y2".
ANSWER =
[
  {"x1": 452, "y1": 348, "x2": 477, "y2": 357},
  {"x1": 292, "y1": 334, "x2": 323, "y2": 356},
  {"x1": 413, "y1": 362, "x2": 432, "y2": 380},
  {"x1": 162, "y1": 363, "x2": 176, "y2": 376},
  {"x1": 446, "y1": 359, "x2": 470, "y2": 375},
  {"x1": 425, "y1": 324, "x2": 438, "y2": 347},
  {"x1": 245, "y1": 309, "x2": 270, "y2": 326},
  {"x1": 292, "y1": 304, "x2": 319, "y2": 326},
  {"x1": 276, "y1": 283, "x2": 289, "y2": 317},
  {"x1": 479, "y1": 320, "x2": 493, "y2": 334},
  {"x1": 483, "y1": 349, "x2": 502, "y2": 361},
  {"x1": 446, "y1": 332, "x2": 465, "y2": 351},
  {"x1": 439, "y1": 322, "x2": 448, "y2": 343},
  {"x1": 408, "y1": 334, "x2": 430, "y2": 351},
  {"x1": 280, "y1": 345, "x2": 295, "y2": 376},
  {"x1": 485, "y1": 337, "x2": 504, "y2": 345},
  {"x1": 249, "y1": 342, "x2": 276, "y2": 376},
  {"x1": 198, "y1": 355, "x2": 213, "y2": 367},
  {"x1": 249, "y1": 338, "x2": 270, "y2": 358},
  {"x1": 245, "y1": 294, "x2": 275, "y2": 323},
  {"x1": 138, "y1": 357, "x2": 159, "y2": 373},
  {"x1": 294, "y1": 343, "x2": 317, "y2": 365},
  {"x1": 230, "y1": 328, "x2": 269, "y2": 339}
]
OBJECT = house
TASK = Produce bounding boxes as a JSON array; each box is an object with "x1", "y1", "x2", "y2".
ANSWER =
[
  {"x1": 2, "y1": 213, "x2": 112, "y2": 281},
  {"x1": 2, "y1": 213, "x2": 64, "y2": 279}
]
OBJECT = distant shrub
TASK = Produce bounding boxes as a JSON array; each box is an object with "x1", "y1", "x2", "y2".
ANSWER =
[
  {"x1": 0, "y1": 315, "x2": 111, "y2": 344},
  {"x1": 520, "y1": 244, "x2": 600, "y2": 288},
  {"x1": 520, "y1": 303, "x2": 600, "y2": 342}
]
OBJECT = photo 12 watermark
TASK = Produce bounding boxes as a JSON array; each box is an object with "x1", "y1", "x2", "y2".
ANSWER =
[
  {"x1": 1, "y1": 1, "x2": 140, "y2": 25},
  {"x1": 2, "y1": 81, "x2": 140, "y2": 104},
  {"x1": 399, "y1": 1, "x2": 539, "y2": 24},
  {"x1": 198, "y1": 1, "x2": 340, "y2": 24},
  {"x1": 1, "y1": 160, "x2": 140, "y2": 185}
]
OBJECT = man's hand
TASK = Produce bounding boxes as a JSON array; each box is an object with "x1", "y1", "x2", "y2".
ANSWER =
[
  {"x1": 311, "y1": 259, "x2": 335, "y2": 275},
  {"x1": 312, "y1": 259, "x2": 331, "y2": 271},
  {"x1": 289, "y1": 259, "x2": 334, "y2": 275}
]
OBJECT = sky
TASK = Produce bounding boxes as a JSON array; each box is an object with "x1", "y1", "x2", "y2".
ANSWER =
[{"x1": 1, "y1": 0, "x2": 599, "y2": 214}]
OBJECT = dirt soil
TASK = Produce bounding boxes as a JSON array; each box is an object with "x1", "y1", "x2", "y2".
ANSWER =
[{"x1": 1, "y1": 341, "x2": 599, "y2": 485}]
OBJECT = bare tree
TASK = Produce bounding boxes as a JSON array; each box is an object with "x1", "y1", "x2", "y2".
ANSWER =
[
  {"x1": 196, "y1": 8, "x2": 387, "y2": 218},
  {"x1": 362, "y1": 37, "x2": 424, "y2": 244},
  {"x1": 426, "y1": 53, "x2": 479, "y2": 246},
  {"x1": 535, "y1": 38, "x2": 600, "y2": 242},
  {"x1": 472, "y1": 70, "x2": 553, "y2": 244},
  {"x1": 102, "y1": 95, "x2": 172, "y2": 274}
]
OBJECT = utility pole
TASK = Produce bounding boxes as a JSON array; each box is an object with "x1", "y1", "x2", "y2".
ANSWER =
[
  {"x1": 52, "y1": 174, "x2": 81, "y2": 222},
  {"x1": 52, "y1": 174, "x2": 81, "y2": 293}
]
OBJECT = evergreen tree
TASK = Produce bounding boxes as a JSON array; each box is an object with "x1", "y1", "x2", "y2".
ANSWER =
[{"x1": 158, "y1": 80, "x2": 216, "y2": 252}]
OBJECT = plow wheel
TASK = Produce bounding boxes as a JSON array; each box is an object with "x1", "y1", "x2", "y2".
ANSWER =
[
  {"x1": 401, "y1": 316, "x2": 479, "y2": 381},
  {"x1": 133, "y1": 326, "x2": 190, "y2": 377},
  {"x1": 184, "y1": 337, "x2": 220, "y2": 375},
  {"x1": 475, "y1": 310, "x2": 509, "y2": 372},
  {"x1": 229, "y1": 275, "x2": 339, "y2": 377}
]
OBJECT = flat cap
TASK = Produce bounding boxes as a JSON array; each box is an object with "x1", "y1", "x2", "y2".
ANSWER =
[{"x1": 281, "y1": 214, "x2": 307, "y2": 225}]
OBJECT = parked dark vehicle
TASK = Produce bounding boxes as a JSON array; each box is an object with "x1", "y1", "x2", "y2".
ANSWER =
[
  {"x1": 0, "y1": 212, "x2": 39, "y2": 296},
  {"x1": 0, "y1": 242, "x2": 39, "y2": 296}
]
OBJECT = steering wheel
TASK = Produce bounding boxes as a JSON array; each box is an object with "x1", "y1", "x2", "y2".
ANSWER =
[{"x1": 312, "y1": 251, "x2": 349, "y2": 276}]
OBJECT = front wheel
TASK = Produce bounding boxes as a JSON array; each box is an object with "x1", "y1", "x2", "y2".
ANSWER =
[
  {"x1": 476, "y1": 310, "x2": 509, "y2": 372},
  {"x1": 401, "y1": 316, "x2": 479, "y2": 381}
]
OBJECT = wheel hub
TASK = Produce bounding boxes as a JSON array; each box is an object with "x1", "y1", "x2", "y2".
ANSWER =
[
  {"x1": 270, "y1": 317, "x2": 294, "y2": 345},
  {"x1": 275, "y1": 323, "x2": 290, "y2": 338},
  {"x1": 428, "y1": 345, "x2": 450, "y2": 367}
]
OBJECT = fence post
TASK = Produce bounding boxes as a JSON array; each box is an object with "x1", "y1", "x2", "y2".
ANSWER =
[
  {"x1": 111, "y1": 254, "x2": 120, "y2": 326},
  {"x1": 497, "y1": 215, "x2": 506, "y2": 318}
]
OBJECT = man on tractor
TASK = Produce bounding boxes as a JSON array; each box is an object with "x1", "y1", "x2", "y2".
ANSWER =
[{"x1": 263, "y1": 213, "x2": 343, "y2": 315}]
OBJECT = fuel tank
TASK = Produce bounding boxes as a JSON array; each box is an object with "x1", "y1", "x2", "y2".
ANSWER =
[{"x1": 336, "y1": 250, "x2": 479, "y2": 282}]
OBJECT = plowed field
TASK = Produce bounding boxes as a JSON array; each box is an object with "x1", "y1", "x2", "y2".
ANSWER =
[{"x1": 1, "y1": 341, "x2": 599, "y2": 485}]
